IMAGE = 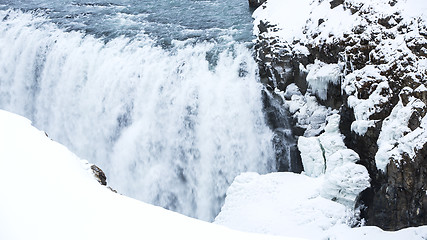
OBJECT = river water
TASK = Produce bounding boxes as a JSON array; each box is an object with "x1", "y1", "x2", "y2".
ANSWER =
[{"x1": 0, "y1": 0, "x2": 276, "y2": 221}]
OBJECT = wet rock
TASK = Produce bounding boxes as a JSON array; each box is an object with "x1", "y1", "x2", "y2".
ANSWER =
[{"x1": 262, "y1": 90, "x2": 303, "y2": 173}]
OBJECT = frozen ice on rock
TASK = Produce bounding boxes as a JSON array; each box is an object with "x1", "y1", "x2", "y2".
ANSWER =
[{"x1": 306, "y1": 60, "x2": 341, "y2": 101}]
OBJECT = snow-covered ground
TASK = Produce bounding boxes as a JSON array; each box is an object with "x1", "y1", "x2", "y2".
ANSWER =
[
  {"x1": 0, "y1": 110, "x2": 289, "y2": 240},
  {"x1": 215, "y1": 113, "x2": 426, "y2": 239},
  {"x1": 215, "y1": 171, "x2": 427, "y2": 240}
]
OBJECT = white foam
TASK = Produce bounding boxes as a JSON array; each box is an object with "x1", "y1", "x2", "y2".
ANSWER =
[{"x1": 0, "y1": 10, "x2": 275, "y2": 221}]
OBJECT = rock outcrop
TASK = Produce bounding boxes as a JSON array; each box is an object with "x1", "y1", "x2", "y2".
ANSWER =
[
  {"x1": 248, "y1": 0, "x2": 266, "y2": 8},
  {"x1": 91, "y1": 164, "x2": 107, "y2": 186},
  {"x1": 252, "y1": 0, "x2": 427, "y2": 230}
]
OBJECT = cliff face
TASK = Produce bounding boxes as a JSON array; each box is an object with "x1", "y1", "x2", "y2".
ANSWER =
[{"x1": 253, "y1": 0, "x2": 427, "y2": 230}]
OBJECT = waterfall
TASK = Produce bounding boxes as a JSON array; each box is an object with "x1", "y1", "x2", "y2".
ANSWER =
[{"x1": 0, "y1": 10, "x2": 275, "y2": 221}]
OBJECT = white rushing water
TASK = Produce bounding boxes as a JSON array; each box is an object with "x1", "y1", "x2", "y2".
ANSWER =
[{"x1": 0, "y1": 10, "x2": 275, "y2": 221}]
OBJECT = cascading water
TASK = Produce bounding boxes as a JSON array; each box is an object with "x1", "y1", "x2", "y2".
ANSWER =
[{"x1": 0, "y1": 1, "x2": 279, "y2": 221}]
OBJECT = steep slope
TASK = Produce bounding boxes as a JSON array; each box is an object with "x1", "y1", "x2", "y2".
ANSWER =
[{"x1": 0, "y1": 110, "x2": 290, "y2": 240}]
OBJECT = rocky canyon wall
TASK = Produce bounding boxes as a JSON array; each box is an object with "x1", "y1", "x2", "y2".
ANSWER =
[{"x1": 252, "y1": 0, "x2": 427, "y2": 230}]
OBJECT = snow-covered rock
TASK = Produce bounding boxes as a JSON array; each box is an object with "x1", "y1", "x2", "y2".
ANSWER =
[
  {"x1": 298, "y1": 114, "x2": 370, "y2": 207},
  {"x1": 252, "y1": 0, "x2": 427, "y2": 231},
  {"x1": 283, "y1": 84, "x2": 333, "y2": 137},
  {"x1": 376, "y1": 94, "x2": 426, "y2": 172},
  {"x1": 306, "y1": 60, "x2": 342, "y2": 101},
  {"x1": 215, "y1": 171, "x2": 427, "y2": 240}
]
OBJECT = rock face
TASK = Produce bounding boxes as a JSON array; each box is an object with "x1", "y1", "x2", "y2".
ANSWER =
[
  {"x1": 359, "y1": 143, "x2": 427, "y2": 230},
  {"x1": 252, "y1": 0, "x2": 427, "y2": 230},
  {"x1": 248, "y1": 0, "x2": 266, "y2": 8},
  {"x1": 262, "y1": 90, "x2": 303, "y2": 173},
  {"x1": 91, "y1": 164, "x2": 107, "y2": 186}
]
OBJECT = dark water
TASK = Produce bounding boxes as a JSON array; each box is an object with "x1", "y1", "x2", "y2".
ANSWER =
[{"x1": 0, "y1": 0, "x2": 254, "y2": 45}]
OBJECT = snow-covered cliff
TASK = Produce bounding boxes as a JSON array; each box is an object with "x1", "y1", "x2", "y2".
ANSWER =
[{"x1": 249, "y1": 0, "x2": 427, "y2": 231}]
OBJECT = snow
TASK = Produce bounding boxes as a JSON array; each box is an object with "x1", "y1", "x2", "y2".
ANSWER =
[
  {"x1": 282, "y1": 84, "x2": 333, "y2": 137},
  {"x1": 305, "y1": 0, "x2": 359, "y2": 43},
  {"x1": 215, "y1": 171, "x2": 427, "y2": 240},
  {"x1": 298, "y1": 136, "x2": 325, "y2": 177},
  {"x1": 344, "y1": 67, "x2": 391, "y2": 135},
  {"x1": 298, "y1": 114, "x2": 350, "y2": 178},
  {"x1": 351, "y1": 120, "x2": 377, "y2": 136},
  {"x1": 252, "y1": 0, "x2": 311, "y2": 41},
  {"x1": 321, "y1": 162, "x2": 370, "y2": 207},
  {"x1": 0, "y1": 110, "x2": 289, "y2": 240},
  {"x1": 306, "y1": 61, "x2": 341, "y2": 101},
  {"x1": 401, "y1": 0, "x2": 427, "y2": 20},
  {"x1": 298, "y1": 114, "x2": 370, "y2": 207},
  {"x1": 415, "y1": 84, "x2": 427, "y2": 93},
  {"x1": 247, "y1": 0, "x2": 427, "y2": 238},
  {"x1": 375, "y1": 97, "x2": 427, "y2": 172},
  {"x1": 215, "y1": 172, "x2": 348, "y2": 239}
]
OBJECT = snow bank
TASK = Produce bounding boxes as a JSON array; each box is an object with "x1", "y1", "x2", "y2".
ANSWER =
[
  {"x1": 215, "y1": 171, "x2": 427, "y2": 239},
  {"x1": 215, "y1": 172, "x2": 348, "y2": 239},
  {"x1": 0, "y1": 110, "x2": 289, "y2": 240},
  {"x1": 254, "y1": 0, "x2": 427, "y2": 43}
]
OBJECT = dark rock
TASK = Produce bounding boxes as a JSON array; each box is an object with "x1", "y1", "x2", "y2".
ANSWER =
[
  {"x1": 340, "y1": 104, "x2": 382, "y2": 184},
  {"x1": 272, "y1": 129, "x2": 303, "y2": 172},
  {"x1": 257, "y1": 20, "x2": 270, "y2": 34},
  {"x1": 330, "y1": 0, "x2": 344, "y2": 9},
  {"x1": 262, "y1": 90, "x2": 303, "y2": 173},
  {"x1": 248, "y1": 0, "x2": 266, "y2": 9},
  {"x1": 318, "y1": 81, "x2": 343, "y2": 110},
  {"x1": 389, "y1": 0, "x2": 398, "y2": 6},
  {"x1": 91, "y1": 164, "x2": 107, "y2": 186},
  {"x1": 363, "y1": 144, "x2": 427, "y2": 230},
  {"x1": 355, "y1": 95, "x2": 427, "y2": 230},
  {"x1": 408, "y1": 111, "x2": 423, "y2": 131},
  {"x1": 255, "y1": 36, "x2": 296, "y2": 91},
  {"x1": 378, "y1": 16, "x2": 397, "y2": 29}
]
